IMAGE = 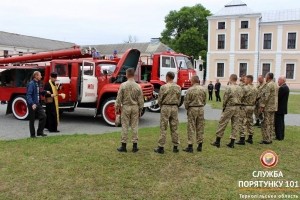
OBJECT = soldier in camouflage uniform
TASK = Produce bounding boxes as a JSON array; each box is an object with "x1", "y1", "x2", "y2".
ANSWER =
[
  {"x1": 238, "y1": 75, "x2": 247, "y2": 141},
  {"x1": 115, "y1": 68, "x2": 144, "y2": 152},
  {"x1": 183, "y1": 75, "x2": 206, "y2": 153},
  {"x1": 254, "y1": 75, "x2": 266, "y2": 126},
  {"x1": 154, "y1": 71, "x2": 181, "y2": 154},
  {"x1": 236, "y1": 75, "x2": 258, "y2": 145},
  {"x1": 259, "y1": 72, "x2": 278, "y2": 144},
  {"x1": 211, "y1": 74, "x2": 242, "y2": 148}
]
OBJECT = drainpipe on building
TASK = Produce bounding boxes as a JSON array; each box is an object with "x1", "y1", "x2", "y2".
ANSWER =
[{"x1": 257, "y1": 16, "x2": 262, "y2": 81}]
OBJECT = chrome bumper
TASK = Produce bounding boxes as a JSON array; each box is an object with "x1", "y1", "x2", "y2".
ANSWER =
[
  {"x1": 144, "y1": 99, "x2": 158, "y2": 107},
  {"x1": 181, "y1": 89, "x2": 187, "y2": 96}
]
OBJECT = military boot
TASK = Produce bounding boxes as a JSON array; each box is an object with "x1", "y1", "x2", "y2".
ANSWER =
[
  {"x1": 117, "y1": 143, "x2": 127, "y2": 152},
  {"x1": 173, "y1": 146, "x2": 179, "y2": 153},
  {"x1": 132, "y1": 143, "x2": 139, "y2": 153},
  {"x1": 197, "y1": 143, "x2": 203, "y2": 152},
  {"x1": 226, "y1": 139, "x2": 235, "y2": 148},
  {"x1": 246, "y1": 135, "x2": 253, "y2": 144},
  {"x1": 154, "y1": 146, "x2": 164, "y2": 154},
  {"x1": 236, "y1": 137, "x2": 245, "y2": 145},
  {"x1": 211, "y1": 137, "x2": 221, "y2": 148},
  {"x1": 183, "y1": 144, "x2": 193, "y2": 153}
]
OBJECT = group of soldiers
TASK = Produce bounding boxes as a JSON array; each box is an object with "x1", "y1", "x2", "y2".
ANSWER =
[{"x1": 115, "y1": 68, "x2": 279, "y2": 154}]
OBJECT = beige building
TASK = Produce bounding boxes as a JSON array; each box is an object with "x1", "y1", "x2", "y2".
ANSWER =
[{"x1": 207, "y1": 0, "x2": 300, "y2": 89}]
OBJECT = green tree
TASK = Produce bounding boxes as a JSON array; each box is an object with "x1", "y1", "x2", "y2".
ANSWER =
[{"x1": 161, "y1": 4, "x2": 211, "y2": 59}]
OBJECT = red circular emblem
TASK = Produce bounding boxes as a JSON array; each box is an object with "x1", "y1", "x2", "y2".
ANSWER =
[{"x1": 260, "y1": 150, "x2": 279, "y2": 168}]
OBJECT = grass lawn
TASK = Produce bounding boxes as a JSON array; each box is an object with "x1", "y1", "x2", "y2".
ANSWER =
[
  {"x1": 207, "y1": 90, "x2": 300, "y2": 114},
  {"x1": 0, "y1": 121, "x2": 299, "y2": 199}
]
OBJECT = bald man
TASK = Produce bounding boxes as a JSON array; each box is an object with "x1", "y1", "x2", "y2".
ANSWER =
[{"x1": 275, "y1": 75, "x2": 289, "y2": 140}]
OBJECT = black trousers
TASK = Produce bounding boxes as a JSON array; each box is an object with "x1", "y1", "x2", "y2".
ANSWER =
[
  {"x1": 275, "y1": 114, "x2": 285, "y2": 140},
  {"x1": 45, "y1": 103, "x2": 58, "y2": 132},
  {"x1": 215, "y1": 90, "x2": 221, "y2": 102},
  {"x1": 208, "y1": 91, "x2": 213, "y2": 100},
  {"x1": 28, "y1": 104, "x2": 46, "y2": 137}
]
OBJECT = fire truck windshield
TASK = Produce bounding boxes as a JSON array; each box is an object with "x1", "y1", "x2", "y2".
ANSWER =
[
  {"x1": 98, "y1": 64, "x2": 116, "y2": 75},
  {"x1": 175, "y1": 56, "x2": 194, "y2": 69}
]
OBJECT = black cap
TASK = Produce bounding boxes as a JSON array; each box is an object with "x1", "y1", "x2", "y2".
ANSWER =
[{"x1": 50, "y1": 72, "x2": 58, "y2": 78}]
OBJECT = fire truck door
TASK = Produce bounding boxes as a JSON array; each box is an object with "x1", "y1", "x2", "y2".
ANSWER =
[
  {"x1": 80, "y1": 61, "x2": 98, "y2": 103},
  {"x1": 194, "y1": 59, "x2": 203, "y2": 81},
  {"x1": 160, "y1": 55, "x2": 178, "y2": 83}
]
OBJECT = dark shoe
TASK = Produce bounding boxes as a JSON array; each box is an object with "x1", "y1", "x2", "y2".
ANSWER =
[
  {"x1": 246, "y1": 135, "x2": 253, "y2": 144},
  {"x1": 259, "y1": 141, "x2": 272, "y2": 144},
  {"x1": 30, "y1": 135, "x2": 37, "y2": 138},
  {"x1": 132, "y1": 143, "x2": 139, "y2": 153},
  {"x1": 117, "y1": 143, "x2": 127, "y2": 152},
  {"x1": 49, "y1": 130, "x2": 60, "y2": 133},
  {"x1": 236, "y1": 137, "x2": 245, "y2": 145},
  {"x1": 211, "y1": 137, "x2": 221, "y2": 148},
  {"x1": 183, "y1": 144, "x2": 193, "y2": 153},
  {"x1": 227, "y1": 139, "x2": 235, "y2": 148},
  {"x1": 154, "y1": 146, "x2": 164, "y2": 154},
  {"x1": 37, "y1": 133, "x2": 47, "y2": 137},
  {"x1": 197, "y1": 143, "x2": 203, "y2": 152},
  {"x1": 173, "y1": 146, "x2": 179, "y2": 153}
]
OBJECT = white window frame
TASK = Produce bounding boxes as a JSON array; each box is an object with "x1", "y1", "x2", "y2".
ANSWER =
[
  {"x1": 285, "y1": 62, "x2": 296, "y2": 80},
  {"x1": 216, "y1": 62, "x2": 225, "y2": 78},
  {"x1": 262, "y1": 32, "x2": 273, "y2": 50},
  {"x1": 217, "y1": 33, "x2": 226, "y2": 50},
  {"x1": 217, "y1": 21, "x2": 226, "y2": 30},
  {"x1": 239, "y1": 33, "x2": 249, "y2": 50},
  {"x1": 286, "y1": 31, "x2": 297, "y2": 50},
  {"x1": 238, "y1": 62, "x2": 248, "y2": 77},
  {"x1": 261, "y1": 63, "x2": 272, "y2": 77},
  {"x1": 240, "y1": 19, "x2": 250, "y2": 29}
]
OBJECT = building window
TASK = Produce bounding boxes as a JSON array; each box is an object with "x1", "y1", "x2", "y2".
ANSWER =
[
  {"x1": 239, "y1": 63, "x2": 247, "y2": 77},
  {"x1": 241, "y1": 21, "x2": 249, "y2": 29},
  {"x1": 240, "y1": 34, "x2": 248, "y2": 49},
  {"x1": 218, "y1": 34, "x2": 225, "y2": 49},
  {"x1": 286, "y1": 64, "x2": 295, "y2": 79},
  {"x1": 3, "y1": 50, "x2": 9, "y2": 58},
  {"x1": 218, "y1": 22, "x2": 225, "y2": 29},
  {"x1": 287, "y1": 32, "x2": 296, "y2": 49},
  {"x1": 262, "y1": 63, "x2": 270, "y2": 77},
  {"x1": 263, "y1": 33, "x2": 272, "y2": 49},
  {"x1": 217, "y1": 63, "x2": 224, "y2": 77}
]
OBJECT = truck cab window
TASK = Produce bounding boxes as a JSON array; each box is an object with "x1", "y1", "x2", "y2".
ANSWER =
[{"x1": 55, "y1": 64, "x2": 68, "y2": 77}]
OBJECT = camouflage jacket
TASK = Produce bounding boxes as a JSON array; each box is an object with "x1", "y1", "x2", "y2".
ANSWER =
[
  {"x1": 243, "y1": 84, "x2": 258, "y2": 106},
  {"x1": 158, "y1": 82, "x2": 181, "y2": 107},
  {"x1": 184, "y1": 84, "x2": 206, "y2": 110},
  {"x1": 223, "y1": 84, "x2": 243, "y2": 108},
  {"x1": 115, "y1": 79, "x2": 144, "y2": 112},
  {"x1": 260, "y1": 81, "x2": 278, "y2": 112},
  {"x1": 256, "y1": 82, "x2": 266, "y2": 103},
  {"x1": 239, "y1": 83, "x2": 247, "y2": 105}
]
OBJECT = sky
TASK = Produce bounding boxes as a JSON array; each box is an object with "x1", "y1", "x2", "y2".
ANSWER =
[{"x1": 0, "y1": 0, "x2": 299, "y2": 45}]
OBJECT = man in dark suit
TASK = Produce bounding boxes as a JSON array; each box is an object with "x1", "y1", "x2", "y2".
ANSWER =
[
  {"x1": 275, "y1": 75, "x2": 289, "y2": 140},
  {"x1": 207, "y1": 81, "x2": 214, "y2": 101},
  {"x1": 215, "y1": 79, "x2": 221, "y2": 102}
]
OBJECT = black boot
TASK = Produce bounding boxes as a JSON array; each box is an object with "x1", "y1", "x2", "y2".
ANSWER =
[
  {"x1": 132, "y1": 143, "x2": 139, "y2": 153},
  {"x1": 117, "y1": 143, "x2": 127, "y2": 152},
  {"x1": 227, "y1": 139, "x2": 235, "y2": 148},
  {"x1": 211, "y1": 137, "x2": 221, "y2": 148},
  {"x1": 254, "y1": 119, "x2": 260, "y2": 126},
  {"x1": 154, "y1": 146, "x2": 164, "y2": 154},
  {"x1": 197, "y1": 143, "x2": 203, "y2": 152},
  {"x1": 173, "y1": 146, "x2": 179, "y2": 153},
  {"x1": 246, "y1": 135, "x2": 253, "y2": 144},
  {"x1": 183, "y1": 144, "x2": 193, "y2": 153},
  {"x1": 236, "y1": 137, "x2": 245, "y2": 145}
]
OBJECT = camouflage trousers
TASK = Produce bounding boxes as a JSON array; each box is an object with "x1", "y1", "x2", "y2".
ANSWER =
[
  {"x1": 121, "y1": 105, "x2": 140, "y2": 143},
  {"x1": 158, "y1": 105, "x2": 180, "y2": 147},
  {"x1": 216, "y1": 106, "x2": 239, "y2": 139},
  {"x1": 254, "y1": 103, "x2": 260, "y2": 120},
  {"x1": 238, "y1": 106, "x2": 247, "y2": 136},
  {"x1": 261, "y1": 111, "x2": 275, "y2": 143},
  {"x1": 240, "y1": 106, "x2": 255, "y2": 137},
  {"x1": 187, "y1": 107, "x2": 204, "y2": 145}
]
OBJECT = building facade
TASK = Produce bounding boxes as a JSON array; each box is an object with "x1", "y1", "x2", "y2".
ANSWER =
[{"x1": 207, "y1": 0, "x2": 300, "y2": 89}]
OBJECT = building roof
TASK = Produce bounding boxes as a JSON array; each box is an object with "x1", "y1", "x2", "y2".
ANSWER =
[
  {"x1": 0, "y1": 31, "x2": 76, "y2": 50},
  {"x1": 88, "y1": 41, "x2": 170, "y2": 55},
  {"x1": 261, "y1": 9, "x2": 300, "y2": 23},
  {"x1": 212, "y1": 0, "x2": 260, "y2": 17}
]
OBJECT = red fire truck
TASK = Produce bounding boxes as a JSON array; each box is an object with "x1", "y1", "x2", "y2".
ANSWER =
[
  {"x1": 0, "y1": 46, "x2": 156, "y2": 126},
  {"x1": 136, "y1": 51, "x2": 203, "y2": 112}
]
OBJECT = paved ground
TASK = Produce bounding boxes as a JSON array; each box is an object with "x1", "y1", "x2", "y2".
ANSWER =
[{"x1": 0, "y1": 103, "x2": 299, "y2": 140}]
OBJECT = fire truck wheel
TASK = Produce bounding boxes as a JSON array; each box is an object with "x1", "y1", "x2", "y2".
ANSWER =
[
  {"x1": 101, "y1": 97, "x2": 117, "y2": 126},
  {"x1": 178, "y1": 97, "x2": 184, "y2": 107},
  {"x1": 12, "y1": 96, "x2": 29, "y2": 120}
]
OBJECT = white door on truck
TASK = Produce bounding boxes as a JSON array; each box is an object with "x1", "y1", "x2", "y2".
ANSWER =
[
  {"x1": 194, "y1": 59, "x2": 203, "y2": 83},
  {"x1": 80, "y1": 61, "x2": 98, "y2": 103},
  {"x1": 160, "y1": 55, "x2": 178, "y2": 83}
]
